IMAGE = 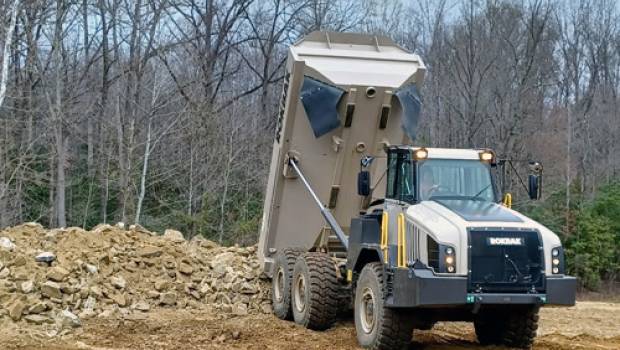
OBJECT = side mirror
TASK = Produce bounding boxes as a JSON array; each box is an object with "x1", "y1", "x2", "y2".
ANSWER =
[
  {"x1": 528, "y1": 174, "x2": 541, "y2": 200},
  {"x1": 358, "y1": 171, "x2": 371, "y2": 196}
]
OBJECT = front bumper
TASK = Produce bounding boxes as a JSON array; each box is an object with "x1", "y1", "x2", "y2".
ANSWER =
[{"x1": 386, "y1": 268, "x2": 577, "y2": 308}]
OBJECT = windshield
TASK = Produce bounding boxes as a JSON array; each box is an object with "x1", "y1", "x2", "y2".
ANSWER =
[{"x1": 418, "y1": 159, "x2": 496, "y2": 202}]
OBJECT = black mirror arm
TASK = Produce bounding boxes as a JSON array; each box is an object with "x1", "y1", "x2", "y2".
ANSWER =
[{"x1": 370, "y1": 168, "x2": 388, "y2": 192}]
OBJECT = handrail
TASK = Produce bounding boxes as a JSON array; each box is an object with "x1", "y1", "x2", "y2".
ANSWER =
[
  {"x1": 397, "y1": 213, "x2": 407, "y2": 268},
  {"x1": 381, "y1": 212, "x2": 388, "y2": 263},
  {"x1": 503, "y1": 193, "x2": 513, "y2": 209}
]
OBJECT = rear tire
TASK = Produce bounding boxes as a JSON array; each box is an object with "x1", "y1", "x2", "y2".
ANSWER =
[
  {"x1": 271, "y1": 248, "x2": 305, "y2": 320},
  {"x1": 354, "y1": 262, "x2": 413, "y2": 350},
  {"x1": 337, "y1": 284, "x2": 354, "y2": 317},
  {"x1": 291, "y1": 252, "x2": 339, "y2": 330}
]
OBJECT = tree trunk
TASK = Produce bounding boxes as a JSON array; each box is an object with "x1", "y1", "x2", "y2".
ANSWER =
[
  {"x1": 53, "y1": 0, "x2": 66, "y2": 228},
  {"x1": 48, "y1": 154, "x2": 56, "y2": 228},
  {"x1": 0, "y1": 140, "x2": 6, "y2": 227},
  {"x1": 0, "y1": 0, "x2": 18, "y2": 108},
  {"x1": 115, "y1": 95, "x2": 127, "y2": 222},
  {"x1": 218, "y1": 152, "x2": 232, "y2": 244},
  {"x1": 99, "y1": 149, "x2": 110, "y2": 224},
  {"x1": 135, "y1": 118, "x2": 152, "y2": 225},
  {"x1": 83, "y1": 0, "x2": 95, "y2": 178},
  {"x1": 55, "y1": 133, "x2": 66, "y2": 227},
  {"x1": 118, "y1": 0, "x2": 143, "y2": 223}
]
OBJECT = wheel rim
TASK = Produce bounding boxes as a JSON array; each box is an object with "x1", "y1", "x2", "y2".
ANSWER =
[
  {"x1": 274, "y1": 266, "x2": 285, "y2": 302},
  {"x1": 359, "y1": 287, "x2": 376, "y2": 334},
  {"x1": 294, "y1": 273, "x2": 306, "y2": 313}
]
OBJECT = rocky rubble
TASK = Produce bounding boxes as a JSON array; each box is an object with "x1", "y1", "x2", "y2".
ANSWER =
[{"x1": 0, "y1": 223, "x2": 270, "y2": 333}]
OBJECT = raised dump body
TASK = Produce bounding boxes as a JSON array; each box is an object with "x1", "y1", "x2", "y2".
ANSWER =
[{"x1": 258, "y1": 31, "x2": 426, "y2": 274}]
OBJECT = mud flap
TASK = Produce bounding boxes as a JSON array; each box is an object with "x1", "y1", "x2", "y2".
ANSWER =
[
  {"x1": 395, "y1": 84, "x2": 422, "y2": 141},
  {"x1": 300, "y1": 77, "x2": 345, "y2": 138}
]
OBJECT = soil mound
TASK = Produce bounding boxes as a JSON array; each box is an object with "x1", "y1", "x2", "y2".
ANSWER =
[{"x1": 0, "y1": 223, "x2": 269, "y2": 334}]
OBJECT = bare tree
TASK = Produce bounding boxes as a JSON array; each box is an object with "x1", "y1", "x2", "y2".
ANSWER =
[
  {"x1": 0, "y1": 0, "x2": 615, "y2": 260},
  {"x1": 0, "y1": 0, "x2": 18, "y2": 108}
]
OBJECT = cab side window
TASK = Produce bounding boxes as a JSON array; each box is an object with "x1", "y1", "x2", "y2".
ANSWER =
[
  {"x1": 386, "y1": 151, "x2": 415, "y2": 203},
  {"x1": 399, "y1": 158, "x2": 414, "y2": 198},
  {"x1": 386, "y1": 152, "x2": 398, "y2": 198}
]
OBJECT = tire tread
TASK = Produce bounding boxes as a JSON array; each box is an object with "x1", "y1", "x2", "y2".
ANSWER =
[
  {"x1": 294, "y1": 253, "x2": 339, "y2": 330},
  {"x1": 502, "y1": 306, "x2": 539, "y2": 349},
  {"x1": 474, "y1": 306, "x2": 539, "y2": 349},
  {"x1": 358, "y1": 262, "x2": 413, "y2": 350},
  {"x1": 272, "y1": 248, "x2": 306, "y2": 320}
]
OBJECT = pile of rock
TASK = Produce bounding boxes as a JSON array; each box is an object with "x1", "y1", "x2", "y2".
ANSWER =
[{"x1": 0, "y1": 223, "x2": 270, "y2": 332}]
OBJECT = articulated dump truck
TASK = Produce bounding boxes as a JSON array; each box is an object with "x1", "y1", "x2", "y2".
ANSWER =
[{"x1": 258, "y1": 31, "x2": 576, "y2": 350}]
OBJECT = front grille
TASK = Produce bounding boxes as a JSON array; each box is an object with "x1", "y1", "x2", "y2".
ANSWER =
[
  {"x1": 427, "y1": 236, "x2": 440, "y2": 270},
  {"x1": 468, "y1": 229, "x2": 544, "y2": 293}
]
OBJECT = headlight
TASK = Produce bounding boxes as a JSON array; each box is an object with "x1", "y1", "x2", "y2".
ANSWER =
[
  {"x1": 551, "y1": 247, "x2": 563, "y2": 274},
  {"x1": 478, "y1": 150, "x2": 496, "y2": 163},
  {"x1": 443, "y1": 245, "x2": 456, "y2": 273},
  {"x1": 413, "y1": 148, "x2": 428, "y2": 160}
]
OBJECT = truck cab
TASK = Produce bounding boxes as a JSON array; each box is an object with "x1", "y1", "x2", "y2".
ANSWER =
[{"x1": 348, "y1": 146, "x2": 576, "y2": 310}]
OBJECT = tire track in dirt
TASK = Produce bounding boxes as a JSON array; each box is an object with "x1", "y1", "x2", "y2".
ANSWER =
[{"x1": 2, "y1": 302, "x2": 619, "y2": 349}]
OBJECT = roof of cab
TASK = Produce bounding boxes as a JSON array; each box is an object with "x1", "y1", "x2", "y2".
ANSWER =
[{"x1": 388, "y1": 146, "x2": 490, "y2": 160}]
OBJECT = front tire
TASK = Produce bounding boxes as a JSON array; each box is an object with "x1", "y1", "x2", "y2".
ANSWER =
[
  {"x1": 474, "y1": 306, "x2": 539, "y2": 349},
  {"x1": 354, "y1": 262, "x2": 413, "y2": 350},
  {"x1": 291, "y1": 252, "x2": 339, "y2": 330},
  {"x1": 502, "y1": 306, "x2": 539, "y2": 349},
  {"x1": 474, "y1": 310, "x2": 505, "y2": 345}
]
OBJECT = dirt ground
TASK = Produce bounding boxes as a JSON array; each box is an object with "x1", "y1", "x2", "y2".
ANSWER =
[{"x1": 2, "y1": 301, "x2": 619, "y2": 350}]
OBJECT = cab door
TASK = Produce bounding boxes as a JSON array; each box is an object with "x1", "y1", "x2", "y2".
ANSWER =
[{"x1": 383, "y1": 149, "x2": 415, "y2": 268}]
